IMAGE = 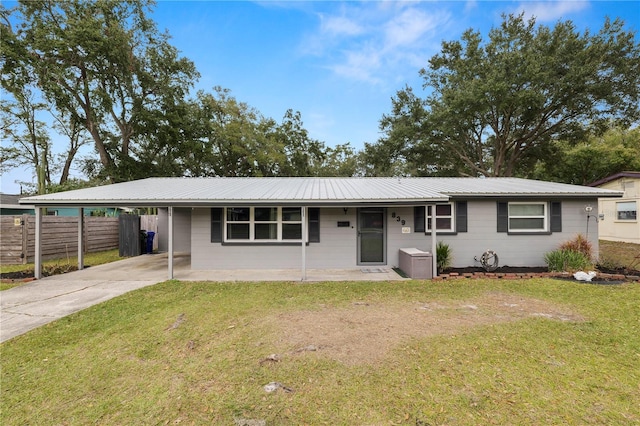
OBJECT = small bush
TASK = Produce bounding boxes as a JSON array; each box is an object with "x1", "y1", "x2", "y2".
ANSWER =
[
  {"x1": 597, "y1": 253, "x2": 625, "y2": 272},
  {"x1": 544, "y1": 249, "x2": 593, "y2": 272},
  {"x1": 559, "y1": 234, "x2": 593, "y2": 260},
  {"x1": 436, "y1": 241, "x2": 452, "y2": 273}
]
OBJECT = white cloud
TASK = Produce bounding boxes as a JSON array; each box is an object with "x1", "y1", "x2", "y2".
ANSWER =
[
  {"x1": 384, "y1": 8, "x2": 439, "y2": 48},
  {"x1": 302, "y1": 3, "x2": 451, "y2": 86},
  {"x1": 306, "y1": 111, "x2": 336, "y2": 142},
  {"x1": 516, "y1": 1, "x2": 590, "y2": 22},
  {"x1": 464, "y1": 0, "x2": 478, "y2": 14},
  {"x1": 320, "y1": 14, "x2": 364, "y2": 37},
  {"x1": 329, "y1": 45, "x2": 383, "y2": 84}
]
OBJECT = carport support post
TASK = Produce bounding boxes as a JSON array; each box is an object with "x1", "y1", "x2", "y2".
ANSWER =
[
  {"x1": 301, "y1": 206, "x2": 307, "y2": 281},
  {"x1": 35, "y1": 207, "x2": 42, "y2": 279},
  {"x1": 78, "y1": 208, "x2": 84, "y2": 270},
  {"x1": 168, "y1": 206, "x2": 174, "y2": 280},
  {"x1": 430, "y1": 204, "x2": 438, "y2": 277}
]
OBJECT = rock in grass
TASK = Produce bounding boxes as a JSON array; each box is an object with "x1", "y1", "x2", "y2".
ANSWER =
[
  {"x1": 234, "y1": 418, "x2": 266, "y2": 426},
  {"x1": 259, "y1": 353, "x2": 281, "y2": 365},
  {"x1": 166, "y1": 313, "x2": 185, "y2": 330},
  {"x1": 263, "y1": 381, "x2": 294, "y2": 393}
]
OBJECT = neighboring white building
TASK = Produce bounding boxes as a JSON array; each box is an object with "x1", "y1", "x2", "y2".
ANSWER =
[
  {"x1": 590, "y1": 171, "x2": 640, "y2": 244},
  {"x1": 21, "y1": 177, "x2": 623, "y2": 279}
]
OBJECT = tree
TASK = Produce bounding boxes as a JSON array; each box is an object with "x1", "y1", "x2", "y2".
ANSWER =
[
  {"x1": 314, "y1": 143, "x2": 358, "y2": 177},
  {"x1": 370, "y1": 14, "x2": 640, "y2": 177},
  {"x1": 0, "y1": 88, "x2": 53, "y2": 194},
  {"x1": 359, "y1": 87, "x2": 464, "y2": 177},
  {"x1": 51, "y1": 112, "x2": 92, "y2": 185},
  {"x1": 533, "y1": 127, "x2": 640, "y2": 185},
  {"x1": 184, "y1": 89, "x2": 356, "y2": 178},
  {"x1": 185, "y1": 87, "x2": 279, "y2": 177},
  {"x1": 5, "y1": 0, "x2": 199, "y2": 182}
]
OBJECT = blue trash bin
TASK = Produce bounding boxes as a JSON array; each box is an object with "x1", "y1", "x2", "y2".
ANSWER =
[{"x1": 146, "y1": 231, "x2": 155, "y2": 254}]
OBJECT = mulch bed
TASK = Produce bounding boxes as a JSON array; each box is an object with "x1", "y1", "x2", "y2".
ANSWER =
[
  {"x1": 447, "y1": 266, "x2": 548, "y2": 274},
  {"x1": 440, "y1": 265, "x2": 640, "y2": 284},
  {"x1": 0, "y1": 265, "x2": 79, "y2": 282}
]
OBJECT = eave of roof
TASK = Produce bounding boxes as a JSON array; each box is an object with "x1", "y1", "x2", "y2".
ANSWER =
[
  {"x1": 18, "y1": 177, "x2": 623, "y2": 207},
  {"x1": 588, "y1": 171, "x2": 640, "y2": 187}
]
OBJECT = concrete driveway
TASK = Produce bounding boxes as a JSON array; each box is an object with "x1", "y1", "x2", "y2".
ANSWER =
[
  {"x1": 0, "y1": 256, "x2": 165, "y2": 343},
  {"x1": 1, "y1": 254, "x2": 405, "y2": 343}
]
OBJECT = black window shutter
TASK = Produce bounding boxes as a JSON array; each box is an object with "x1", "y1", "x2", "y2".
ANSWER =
[
  {"x1": 211, "y1": 208, "x2": 223, "y2": 242},
  {"x1": 550, "y1": 202, "x2": 562, "y2": 232},
  {"x1": 308, "y1": 208, "x2": 320, "y2": 242},
  {"x1": 497, "y1": 202, "x2": 508, "y2": 232},
  {"x1": 456, "y1": 201, "x2": 468, "y2": 233},
  {"x1": 414, "y1": 206, "x2": 425, "y2": 232}
]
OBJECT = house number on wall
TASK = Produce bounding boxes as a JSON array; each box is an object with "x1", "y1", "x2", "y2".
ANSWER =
[{"x1": 391, "y1": 212, "x2": 405, "y2": 226}]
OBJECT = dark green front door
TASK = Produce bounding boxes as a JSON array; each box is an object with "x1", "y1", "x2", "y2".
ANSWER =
[{"x1": 358, "y1": 208, "x2": 386, "y2": 264}]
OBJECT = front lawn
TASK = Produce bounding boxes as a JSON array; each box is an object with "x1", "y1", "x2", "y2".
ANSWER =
[
  {"x1": 2, "y1": 278, "x2": 638, "y2": 425},
  {"x1": 599, "y1": 240, "x2": 640, "y2": 273}
]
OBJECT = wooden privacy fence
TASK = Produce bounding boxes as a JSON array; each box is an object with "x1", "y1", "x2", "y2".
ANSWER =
[
  {"x1": 141, "y1": 215, "x2": 159, "y2": 250},
  {"x1": 117, "y1": 214, "x2": 160, "y2": 257},
  {"x1": 0, "y1": 215, "x2": 119, "y2": 265}
]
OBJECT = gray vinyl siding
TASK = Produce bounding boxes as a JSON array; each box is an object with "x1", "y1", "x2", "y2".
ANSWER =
[
  {"x1": 173, "y1": 208, "x2": 192, "y2": 253},
  {"x1": 308, "y1": 208, "x2": 357, "y2": 268},
  {"x1": 386, "y1": 206, "x2": 433, "y2": 267},
  {"x1": 190, "y1": 199, "x2": 599, "y2": 270},
  {"x1": 157, "y1": 207, "x2": 191, "y2": 254},
  {"x1": 410, "y1": 199, "x2": 598, "y2": 268},
  {"x1": 191, "y1": 208, "x2": 357, "y2": 270}
]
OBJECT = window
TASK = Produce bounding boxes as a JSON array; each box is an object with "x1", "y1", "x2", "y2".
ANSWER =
[
  {"x1": 414, "y1": 202, "x2": 467, "y2": 233},
  {"x1": 508, "y1": 202, "x2": 547, "y2": 232},
  {"x1": 212, "y1": 208, "x2": 320, "y2": 243},
  {"x1": 226, "y1": 207, "x2": 250, "y2": 239},
  {"x1": 617, "y1": 201, "x2": 637, "y2": 221},
  {"x1": 427, "y1": 204, "x2": 454, "y2": 232},
  {"x1": 282, "y1": 207, "x2": 303, "y2": 239},
  {"x1": 224, "y1": 207, "x2": 303, "y2": 242},
  {"x1": 498, "y1": 201, "x2": 560, "y2": 234}
]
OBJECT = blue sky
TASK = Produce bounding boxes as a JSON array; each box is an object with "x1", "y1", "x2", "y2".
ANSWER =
[{"x1": 2, "y1": 0, "x2": 639, "y2": 193}]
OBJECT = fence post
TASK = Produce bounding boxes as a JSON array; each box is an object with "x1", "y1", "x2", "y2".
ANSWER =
[
  {"x1": 21, "y1": 214, "x2": 28, "y2": 264},
  {"x1": 78, "y1": 208, "x2": 85, "y2": 270},
  {"x1": 34, "y1": 208, "x2": 42, "y2": 279}
]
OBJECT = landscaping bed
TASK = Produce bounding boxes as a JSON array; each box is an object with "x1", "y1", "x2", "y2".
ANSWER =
[{"x1": 441, "y1": 267, "x2": 638, "y2": 283}]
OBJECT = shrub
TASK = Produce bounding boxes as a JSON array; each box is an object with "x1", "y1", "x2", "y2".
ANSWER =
[
  {"x1": 436, "y1": 241, "x2": 452, "y2": 273},
  {"x1": 559, "y1": 234, "x2": 593, "y2": 260},
  {"x1": 597, "y1": 253, "x2": 625, "y2": 272},
  {"x1": 544, "y1": 249, "x2": 593, "y2": 272}
]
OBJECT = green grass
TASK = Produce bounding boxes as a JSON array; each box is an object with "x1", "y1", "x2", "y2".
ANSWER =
[
  {"x1": 0, "y1": 249, "x2": 123, "y2": 290},
  {"x1": 2, "y1": 279, "x2": 639, "y2": 425},
  {"x1": 599, "y1": 240, "x2": 640, "y2": 271}
]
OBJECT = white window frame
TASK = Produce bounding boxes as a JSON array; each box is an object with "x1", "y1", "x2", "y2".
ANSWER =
[
  {"x1": 508, "y1": 202, "x2": 547, "y2": 232},
  {"x1": 224, "y1": 207, "x2": 305, "y2": 242},
  {"x1": 426, "y1": 203, "x2": 455, "y2": 233},
  {"x1": 616, "y1": 201, "x2": 637, "y2": 221}
]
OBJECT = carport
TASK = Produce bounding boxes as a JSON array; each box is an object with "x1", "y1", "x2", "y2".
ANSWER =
[{"x1": 26, "y1": 205, "x2": 185, "y2": 280}]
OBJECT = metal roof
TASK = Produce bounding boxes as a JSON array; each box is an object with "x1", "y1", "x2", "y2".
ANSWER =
[
  {"x1": 588, "y1": 171, "x2": 640, "y2": 187},
  {"x1": 19, "y1": 177, "x2": 623, "y2": 207}
]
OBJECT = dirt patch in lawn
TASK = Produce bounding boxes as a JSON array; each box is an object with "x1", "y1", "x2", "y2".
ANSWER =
[{"x1": 269, "y1": 292, "x2": 584, "y2": 366}]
